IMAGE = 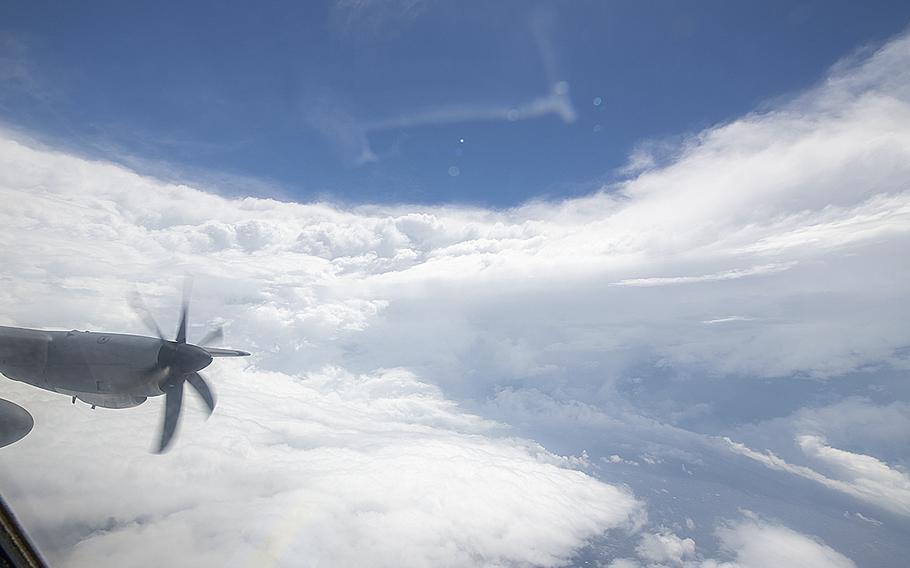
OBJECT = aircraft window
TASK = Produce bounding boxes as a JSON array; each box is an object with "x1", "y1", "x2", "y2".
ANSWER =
[{"x1": 1, "y1": 3, "x2": 908, "y2": 568}]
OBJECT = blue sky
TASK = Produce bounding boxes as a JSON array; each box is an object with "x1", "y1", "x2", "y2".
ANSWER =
[{"x1": 2, "y1": 0, "x2": 910, "y2": 205}]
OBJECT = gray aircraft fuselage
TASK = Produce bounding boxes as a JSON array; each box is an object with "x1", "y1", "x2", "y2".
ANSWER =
[{"x1": 0, "y1": 325, "x2": 206, "y2": 408}]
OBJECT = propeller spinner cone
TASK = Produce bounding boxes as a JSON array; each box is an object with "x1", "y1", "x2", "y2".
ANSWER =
[
  {"x1": 158, "y1": 343, "x2": 213, "y2": 375},
  {"x1": 131, "y1": 279, "x2": 247, "y2": 453}
]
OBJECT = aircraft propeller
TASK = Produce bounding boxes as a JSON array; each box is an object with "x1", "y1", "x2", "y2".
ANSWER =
[{"x1": 131, "y1": 280, "x2": 232, "y2": 453}]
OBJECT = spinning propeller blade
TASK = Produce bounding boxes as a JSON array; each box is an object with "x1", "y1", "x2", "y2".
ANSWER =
[
  {"x1": 175, "y1": 278, "x2": 192, "y2": 344},
  {"x1": 156, "y1": 369, "x2": 215, "y2": 453},
  {"x1": 198, "y1": 326, "x2": 223, "y2": 347},
  {"x1": 130, "y1": 278, "x2": 248, "y2": 453},
  {"x1": 129, "y1": 292, "x2": 166, "y2": 340},
  {"x1": 159, "y1": 378, "x2": 185, "y2": 453},
  {"x1": 185, "y1": 371, "x2": 215, "y2": 415}
]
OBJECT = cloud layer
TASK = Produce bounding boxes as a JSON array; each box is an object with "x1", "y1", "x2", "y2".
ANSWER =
[
  {"x1": 2, "y1": 24, "x2": 910, "y2": 568},
  {"x1": 2, "y1": 366, "x2": 643, "y2": 567},
  {"x1": 610, "y1": 517, "x2": 856, "y2": 568}
]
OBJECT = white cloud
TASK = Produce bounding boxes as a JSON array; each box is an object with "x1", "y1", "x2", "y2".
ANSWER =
[
  {"x1": 850, "y1": 511, "x2": 882, "y2": 526},
  {"x1": 363, "y1": 83, "x2": 577, "y2": 132},
  {"x1": 607, "y1": 560, "x2": 643, "y2": 568},
  {"x1": 636, "y1": 530, "x2": 696, "y2": 566},
  {"x1": 701, "y1": 316, "x2": 757, "y2": 325},
  {"x1": 721, "y1": 436, "x2": 910, "y2": 517},
  {"x1": 798, "y1": 434, "x2": 910, "y2": 511},
  {"x1": 711, "y1": 517, "x2": 855, "y2": 568},
  {"x1": 318, "y1": 4, "x2": 577, "y2": 163},
  {"x1": 611, "y1": 517, "x2": 854, "y2": 568},
  {"x1": 333, "y1": 0, "x2": 433, "y2": 37},
  {"x1": 1, "y1": 366, "x2": 644, "y2": 567},
  {"x1": 312, "y1": 83, "x2": 577, "y2": 166},
  {"x1": 610, "y1": 263, "x2": 796, "y2": 288}
]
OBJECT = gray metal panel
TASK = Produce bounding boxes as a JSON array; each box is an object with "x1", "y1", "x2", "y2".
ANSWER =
[
  {"x1": 0, "y1": 326, "x2": 50, "y2": 383},
  {"x1": 42, "y1": 331, "x2": 162, "y2": 395}
]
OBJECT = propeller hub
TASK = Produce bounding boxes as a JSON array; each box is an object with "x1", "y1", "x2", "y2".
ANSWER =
[{"x1": 159, "y1": 343, "x2": 213, "y2": 374}]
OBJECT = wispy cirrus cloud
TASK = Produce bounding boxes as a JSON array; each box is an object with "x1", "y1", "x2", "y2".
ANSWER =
[
  {"x1": 363, "y1": 82, "x2": 577, "y2": 132},
  {"x1": 610, "y1": 262, "x2": 796, "y2": 288},
  {"x1": 311, "y1": 5, "x2": 577, "y2": 165},
  {"x1": 333, "y1": 0, "x2": 434, "y2": 38},
  {"x1": 307, "y1": 81, "x2": 576, "y2": 166},
  {"x1": 306, "y1": 84, "x2": 577, "y2": 166},
  {"x1": 0, "y1": 32, "x2": 54, "y2": 110},
  {"x1": 722, "y1": 435, "x2": 910, "y2": 517}
]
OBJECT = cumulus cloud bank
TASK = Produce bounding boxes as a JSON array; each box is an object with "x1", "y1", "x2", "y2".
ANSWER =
[
  {"x1": 2, "y1": 23, "x2": 910, "y2": 568},
  {"x1": 610, "y1": 517, "x2": 855, "y2": 568},
  {"x1": 4, "y1": 32, "x2": 910, "y2": 386},
  {"x1": 2, "y1": 366, "x2": 643, "y2": 567}
]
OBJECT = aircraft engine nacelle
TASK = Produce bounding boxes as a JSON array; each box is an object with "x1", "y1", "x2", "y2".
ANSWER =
[
  {"x1": 76, "y1": 394, "x2": 148, "y2": 409},
  {"x1": 0, "y1": 326, "x2": 50, "y2": 383}
]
